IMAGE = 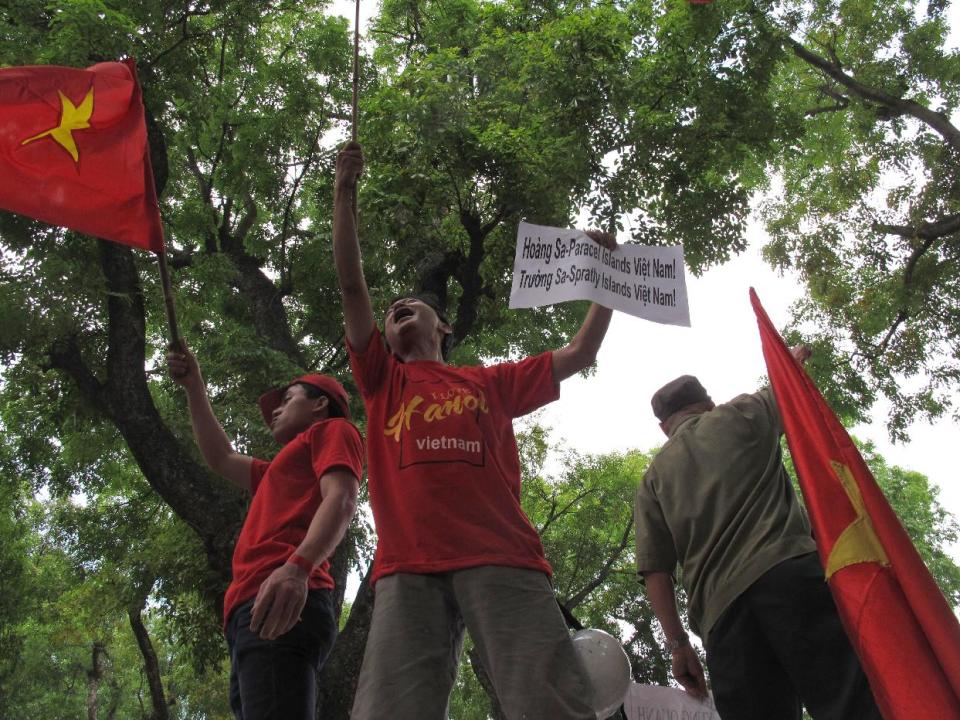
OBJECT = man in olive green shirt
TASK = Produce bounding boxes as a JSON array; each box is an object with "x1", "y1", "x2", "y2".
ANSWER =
[{"x1": 635, "y1": 352, "x2": 880, "y2": 720}]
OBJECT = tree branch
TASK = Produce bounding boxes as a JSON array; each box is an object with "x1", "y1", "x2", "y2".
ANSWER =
[
  {"x1": 450, "y1": 208, "x2": 504, "y2": 344},
  {"x1": 128, "y1": 592, "x2": 170, "y2": 720},
  {"x1": 47, "y1": 335, "x2": 106, "y2": 406},
  {"x1": 787, "y1": 38, "x2": 960, "y2": 153},
  {"x1": 537, "y1": 487, "x2": 596, "y2": 535},
  {"x1": 804, "y1": 84, "x2": 850, "y2": 117},
  {"x1": 279, "y1": 123, "x2": 325, "y2": 285},
  {"x1": 860, "y1": 231, "x2": 943, "y2": 360},
  {"x1": 564, "y1": 515, "x2": 634, "y2": 610},
  {"x1": 873, "y1": 213, "x2": 960, "y2": 241}
]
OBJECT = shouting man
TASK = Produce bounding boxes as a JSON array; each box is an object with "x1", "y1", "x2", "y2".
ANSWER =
[{"x1": 333, "y1": 140, "x2": 614, "y2": 719}]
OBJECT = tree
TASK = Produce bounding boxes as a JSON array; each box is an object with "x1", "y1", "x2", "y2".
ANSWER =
[
  {"x1": 2, "y1": 1, "x2": 675, "y2": 715},
  {"x1": 0, "y1": 0, "x2": 780, "y2": 716},
  {"x1": 2, "y1": 1, "x2": 959, "y2": 717},
  {"x1": 0, "y1": 493, "x2": 234, "y2": 719},
  {"x1": 753, "y1": 0, "x2": 960, "y2": 437},
  {"x1": 0, "y1": 477, "x2": 33, "y2": 717}
]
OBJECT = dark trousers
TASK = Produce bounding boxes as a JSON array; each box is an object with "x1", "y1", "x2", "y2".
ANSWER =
[
  {"x1": 705, "y1": 553, "x2": 882, "y2": 720},
  {"x1": 226, "y1": 588, "x2": 337, "y2": 720}
]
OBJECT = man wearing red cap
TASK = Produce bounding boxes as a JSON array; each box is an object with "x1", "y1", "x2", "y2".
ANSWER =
[
  {"x1": 333, "y1": 142, "x2": 614, "y2": 719},
  {"x1": 167, "y1": 347, "x2": 363, "y2": 720}
]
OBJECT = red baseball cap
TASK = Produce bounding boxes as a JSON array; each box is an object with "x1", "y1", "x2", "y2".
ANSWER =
[{"x1": 258, "y1": 374, "x2": 351, "y2": 426}]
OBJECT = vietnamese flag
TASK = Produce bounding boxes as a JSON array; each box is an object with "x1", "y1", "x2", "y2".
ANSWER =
[
  {"x1": 0, "y1": 59, "x2": 163, "y2": 252},
  {"x1": 751, "y1": 289, "x2": 960, "y2": 719}
]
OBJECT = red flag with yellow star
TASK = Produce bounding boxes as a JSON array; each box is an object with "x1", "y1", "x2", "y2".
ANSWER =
[
  {"x1": 0, "y1": 59, "x2": 163, "y2": 252},
  {"x1": 751, "y1": 289, "x2": 960, "y2": 719}
]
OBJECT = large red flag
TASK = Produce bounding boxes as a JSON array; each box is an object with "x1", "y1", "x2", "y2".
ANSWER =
[
  {"x1": 751, "y1": 289, "x2": 960, "y2": 719},
  {"x1": 0, "y1": 59, "x2": 163, "y2": 252}
]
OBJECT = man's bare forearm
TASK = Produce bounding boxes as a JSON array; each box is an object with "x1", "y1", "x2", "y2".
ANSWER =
[
  {"x1": 332, "y1": 142, "x2": 376, "y2": 351},
  {"x1": 551, "y1": 303, "x2": 613, "y2": 382},
  {"x1": 183, "y1": 381, "x2": 252, "y2": 491},
  {"x1": 642, "y1": 570, "x2": 687, "y2": 644},
  {"x1": 290, "y1": 471, "x2": 359, "y2": 566}
]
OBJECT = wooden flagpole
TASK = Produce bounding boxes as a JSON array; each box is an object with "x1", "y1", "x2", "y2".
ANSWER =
[
  {"x1": 351, "y1": 0, "x2": 360, "y2": 223},
  {"x1": 155, "y1": 244, "x2": 182, "y2": 349},
  {"x1": 352, "y1": 0, "x2": 360, "y2": 144}
]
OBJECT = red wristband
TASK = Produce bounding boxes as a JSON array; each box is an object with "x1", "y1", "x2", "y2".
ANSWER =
[{"x1": 286, "y1": 553, "x2": 314, "y2": 574}]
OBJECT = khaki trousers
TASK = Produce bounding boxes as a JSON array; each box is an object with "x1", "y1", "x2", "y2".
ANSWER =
[{"x1": 350, "y1": 566, "x2": 595, "y2": 720}]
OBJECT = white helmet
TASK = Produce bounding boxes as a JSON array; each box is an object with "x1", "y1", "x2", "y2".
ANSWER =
[{"x1": 571, "y1": 628, "x2": 631, "y2": 719}]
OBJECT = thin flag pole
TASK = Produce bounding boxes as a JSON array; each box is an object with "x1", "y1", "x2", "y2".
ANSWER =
[
  {"x1": 352, "y1": 0, "x2": 360, "y2": 143},
  {"x1": 155, "y1": 243, "x2": 182, "y2": 348},
  {"x1": 351, "y1": 0, "x2": 360, "y2": 223}
]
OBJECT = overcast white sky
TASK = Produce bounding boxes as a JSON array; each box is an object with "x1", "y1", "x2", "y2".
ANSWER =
[
  {"x1": 328, "y1": 1, "x2": 960, "y2": 562},
  {"x1": 535, "y1": 222, "x2": 960, "y2": 563}
]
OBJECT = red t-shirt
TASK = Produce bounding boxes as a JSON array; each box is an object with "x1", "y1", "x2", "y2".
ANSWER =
[
  {"x1": 348, "y1": 328, "x2": 559, "y2": 584},
  {"x1": 222, "y1": 418, "x2": 364, "y2": 626}
]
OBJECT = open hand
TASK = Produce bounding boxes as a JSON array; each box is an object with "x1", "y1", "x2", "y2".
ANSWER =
[{"x1": 249, "y1": 563, "x2": 309, "y2": 640}]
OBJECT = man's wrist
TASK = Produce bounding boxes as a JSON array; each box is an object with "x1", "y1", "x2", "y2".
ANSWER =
[
  {"x1": 286, "y1": 553, "x2": 314, "y2": 576},
  {"x1": 184, "y1": 379, "x2": 206, "y2": 396},
  {"x1": 666, "y1": 631, "x2": 689, "y2": 654}
]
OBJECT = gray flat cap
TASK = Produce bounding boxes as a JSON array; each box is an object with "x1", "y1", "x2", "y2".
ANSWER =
[{"x1": 651, "y1": 375, "x2": 711, "y2": 422}]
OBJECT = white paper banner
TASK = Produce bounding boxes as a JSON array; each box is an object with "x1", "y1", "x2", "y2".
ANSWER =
[
  {"x1": 509, "y1": 222, "x2": 690, "y2": 326},
  {"x1": 623, "y1": 683, "x2": 720, "y2": 720}
]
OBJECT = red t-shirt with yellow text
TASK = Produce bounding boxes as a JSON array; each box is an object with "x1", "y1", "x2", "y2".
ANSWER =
[
  {"x1": 348, "y1": 328, "x2": 558, "y2": 584},
  {"x1": 222, "y1": 418, "x2": 364, "y2": 626}
]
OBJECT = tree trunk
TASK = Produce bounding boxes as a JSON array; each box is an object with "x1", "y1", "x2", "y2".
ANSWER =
[
  {"x1": 128, "y1": 598, "x2": 169, "y2": 720},
  {"x1": 48, "y1": 242, "x2": 247, "y2": 598},
  {"x1": 316, "y1": 565, "x2": 375, "y2": 719},
  {"x1": 86, "y1": 640, "x2": 107, "y2": 720}
]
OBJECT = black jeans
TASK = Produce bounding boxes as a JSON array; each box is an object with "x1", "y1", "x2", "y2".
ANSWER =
[
  {"x1": 226, "y1": 588, "x2": 337, "y2": 720},
  {"x1": 705, "y1": 553, "x2": 881, "y2": 720}
]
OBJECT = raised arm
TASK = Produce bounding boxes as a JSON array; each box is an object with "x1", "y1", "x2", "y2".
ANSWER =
[
  {"x1": 642, "y1": 570, "x2": 708, "y2": 699},
  {"x1": 333, "y1": 141, "x2": 376, "y2": 352},
  {"x1": 551, "y1": 230, "x2": 616, "y2": 382},
  {"x1": 249, "y1": 469, "x2": 360, "y2": 640},
  {"x1": 167, "y1": 345, "x2": 254, "y2": 491}
]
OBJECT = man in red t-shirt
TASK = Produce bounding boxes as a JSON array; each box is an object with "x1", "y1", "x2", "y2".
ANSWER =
[
  {"x1": 167, "y1": 347, "x2": 363, "y2": 720},
  {"x1": 333, "y1": 142, "x2": 615, "y2": 719}
]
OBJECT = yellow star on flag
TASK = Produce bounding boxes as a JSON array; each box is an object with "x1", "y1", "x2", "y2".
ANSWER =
[
  {"x1": 21, "y1": 87, "x2": 95, "y2": 163},
  {"x1": 825, "y1": 460, "x2": 890, "y2": 579}
]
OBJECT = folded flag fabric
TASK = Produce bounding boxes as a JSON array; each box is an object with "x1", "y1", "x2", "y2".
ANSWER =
[{"x1": 751, "y1": 288, "x2": 960, "y2": 719}]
